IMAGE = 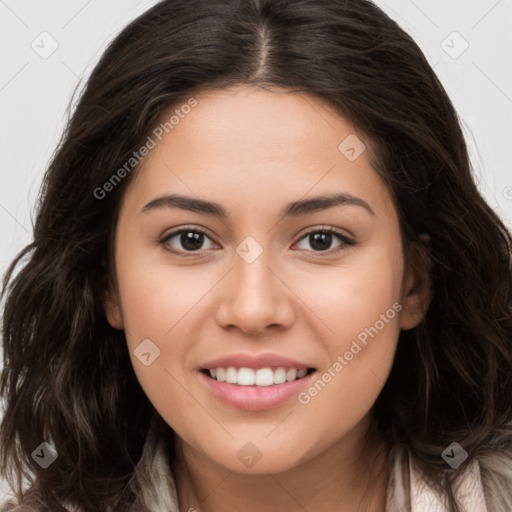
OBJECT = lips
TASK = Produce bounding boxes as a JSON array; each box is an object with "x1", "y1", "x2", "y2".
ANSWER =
[{"x1": 198, "y1": 353, "x2": 317, "y2": 410}]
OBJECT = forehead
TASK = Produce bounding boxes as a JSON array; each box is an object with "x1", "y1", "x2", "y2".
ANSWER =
[
  {"x1": 159, "y1": 85, "x2": 361, "y2": 165},
  {"x1": 122, "y1": 85, "x2": 394, "y2": 220}
]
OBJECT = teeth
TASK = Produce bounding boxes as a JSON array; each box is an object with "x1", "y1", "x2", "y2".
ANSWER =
[
  {"x1": 226, "y1": 366, "x2": 238, "y2": 384},
  {"x1": 286, "y1": 368, "x2": 297, "y2": 381},
  {"x1": 238, "y1": 367, "x2": 255, "y2": 385},
  {"x1": 207, "y1": 366, "x2": 311, "y2": 386},
  {"x1": 255, "y1": 368, "x2": 274, "y2": 386},
  {"x1": 274, "y1": 367, "x2": 287, "y2": 384}
]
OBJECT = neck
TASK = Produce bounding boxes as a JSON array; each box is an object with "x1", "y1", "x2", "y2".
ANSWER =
[{"x1": 172, "y1": 415, "x2": 389, "y2": 512}]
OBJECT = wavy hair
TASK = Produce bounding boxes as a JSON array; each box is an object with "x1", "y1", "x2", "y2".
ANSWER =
[{"x1": 2, "y1": 0, "x2": 512, "y2": 510}]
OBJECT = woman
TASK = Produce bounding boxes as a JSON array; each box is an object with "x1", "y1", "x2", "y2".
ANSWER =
[{"x1": 2, "y1": 0, "x2": 512, "y2": 510}]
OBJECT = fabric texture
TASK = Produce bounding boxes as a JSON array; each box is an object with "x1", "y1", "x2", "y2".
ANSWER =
[
  {"x1": 409, "y1": 454, "x2": 487, "y2": 512},
  {"x1": 384, "y1": 443, "x2": 488, "y2": 512}
]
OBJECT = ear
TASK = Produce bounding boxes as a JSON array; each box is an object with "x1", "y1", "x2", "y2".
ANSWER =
[
  {"x1": 104, "y1": 278, "x2": 124, "y2": 330},
  {"x1": 399, "y1": 234, "x2": 432, "y2": 331}
]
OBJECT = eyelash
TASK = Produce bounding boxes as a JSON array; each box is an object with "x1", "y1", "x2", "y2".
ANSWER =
[{"x1": 159, "y1": 225, "x2": 356, "y2": 258}]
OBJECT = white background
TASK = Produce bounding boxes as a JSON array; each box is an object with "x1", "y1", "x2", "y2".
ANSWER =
[{"x1": 1, "y1": 0, "x2": 511, "y2": 503}]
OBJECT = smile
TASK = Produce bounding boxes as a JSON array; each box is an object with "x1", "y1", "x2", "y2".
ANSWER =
[
  {"x1": 201, "y1": 366, "x2": 314, "y2": 386},
  {"x1": 199, "y1": 366, "x2": 317, "y2": 411}
]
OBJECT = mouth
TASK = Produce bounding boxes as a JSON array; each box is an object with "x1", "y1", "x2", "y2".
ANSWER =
[
  {"x1": 200, "y1": 366, "x2": 316, "y2": 387},
  {"x1": 198, "y1": 365, "x2": 317, "y2": 411}
]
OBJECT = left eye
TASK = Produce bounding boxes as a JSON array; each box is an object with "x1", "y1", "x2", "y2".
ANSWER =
[
  {"x1": 160, "y1": 227, "x2": 354, "y2": 256},
  {"x1": 294, "y1": 228, "x2": 353, "y2": 253}
]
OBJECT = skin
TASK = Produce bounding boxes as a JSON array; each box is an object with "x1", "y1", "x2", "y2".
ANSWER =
[{"x1": 105, "y1": 85, "x2": 431, "y2": 512}]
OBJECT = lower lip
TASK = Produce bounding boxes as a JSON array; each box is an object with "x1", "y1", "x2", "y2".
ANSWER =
[{"x1": 199, "y1": 370, "x2": 316, "y2": 411}]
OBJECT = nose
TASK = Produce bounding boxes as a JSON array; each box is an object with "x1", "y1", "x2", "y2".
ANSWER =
[{"x1": 215, "y1": 249, "x2": 295, "y2": 337}]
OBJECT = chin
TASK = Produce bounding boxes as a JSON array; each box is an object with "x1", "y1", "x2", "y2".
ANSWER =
[{"x1": 203, "y1": 440, "x2": 310, "y2": 475}]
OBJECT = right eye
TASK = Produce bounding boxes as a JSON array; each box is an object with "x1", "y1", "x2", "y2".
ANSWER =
[{"x1": 160, "y1": 227, "x2": 219, "y2": 256}]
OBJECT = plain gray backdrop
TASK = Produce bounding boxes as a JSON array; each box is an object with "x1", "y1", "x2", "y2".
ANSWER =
[{"x1": 1, "y1": 0, "x2": 511, "y2": 503}]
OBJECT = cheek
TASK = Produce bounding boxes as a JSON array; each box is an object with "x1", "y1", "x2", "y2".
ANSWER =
[
  {"x1": 293, "y1": 243, "x2": 403, "y2": 348},
  {"x1": 293, "y1": 246, "x2": 403, "y2": 416},
  {"x1": 113, "y1": 239, "x2": 203, "y2": 401},
  {"x1": 116, "y1": 259, "x2": 202, "y2": 431},
  {"x1": 116, "y1": 240, "x2": 211, "y2": 344},
  {"x1": 299, "y1": 308, "x2": 400, "y2": 444}
]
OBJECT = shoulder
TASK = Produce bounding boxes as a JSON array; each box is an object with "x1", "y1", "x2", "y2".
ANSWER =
[
  {"x1": 409, "y1": 456, "x2": 486, "y2": 511},
  {"x1": 478, "y1": 448, "x2": 512, "y2": 512},
  {"x1": 385, "y1": 444, "x2": 512, "y2": 512}
]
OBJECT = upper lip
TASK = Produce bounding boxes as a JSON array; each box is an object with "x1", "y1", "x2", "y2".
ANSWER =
[{"x1": 200, "y1": 353, "x2": 314, "y2": 370}]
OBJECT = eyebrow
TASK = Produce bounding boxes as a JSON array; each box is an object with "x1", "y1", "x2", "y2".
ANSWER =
[{"x1": 141, "y1": 192, "x2": 375, "y2": 219}]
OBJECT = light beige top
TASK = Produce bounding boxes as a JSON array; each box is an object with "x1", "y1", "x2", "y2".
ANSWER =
[
  {"x1": 387, "y1": 446, "x2": 488, "y2": 512},
  {"x1": 409, "y1": 456, "x2": 487, "y2": 512}
]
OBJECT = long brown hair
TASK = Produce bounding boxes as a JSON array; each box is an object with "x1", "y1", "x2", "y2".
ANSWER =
[{"x1": 2, "y1": 0, "x2": 512, "y2": 510}]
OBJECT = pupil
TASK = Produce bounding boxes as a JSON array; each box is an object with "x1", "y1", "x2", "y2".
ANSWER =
[
  {"x1": 181, "y1": 231, "x2": 203, "y2": 250},
  {"x1": 310, "y1": 232, "x2": 331, "y2": 251}
]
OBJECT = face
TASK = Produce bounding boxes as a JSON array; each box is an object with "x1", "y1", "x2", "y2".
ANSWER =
[{"x1": 105, "y1": 85, "x2": 429, "y2": 475}]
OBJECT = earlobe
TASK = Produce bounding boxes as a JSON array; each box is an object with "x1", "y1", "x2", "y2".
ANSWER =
[
  {"x1": 399, "y1": 235, "x2": 432, "y2": 331},
  {"x1": 104, "y1": 280, "x2": 124, "y2": 330}
]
